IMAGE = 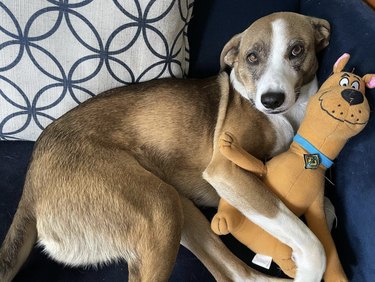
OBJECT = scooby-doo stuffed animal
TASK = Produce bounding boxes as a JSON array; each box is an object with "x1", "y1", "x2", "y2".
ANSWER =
[{"x1": 211, "y1": 53, "x2": 375, "y2": 281}]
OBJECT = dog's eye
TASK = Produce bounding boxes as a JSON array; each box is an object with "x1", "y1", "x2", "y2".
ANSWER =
[
  {"x1": 291, "y1": 44, "x2": 304, "y2": 58},
  {"x1": 339, "y1": 78, "x2": 349, "y2": 87},
  {"x1": 247, "y1": 53, "x2": 258, "y2": 64},
  {"x1": 351, "y1": 81, "x2": 360, "y2": 90}
]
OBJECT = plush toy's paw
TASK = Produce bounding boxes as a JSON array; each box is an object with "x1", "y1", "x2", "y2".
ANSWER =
[
  {"x1": 211, "y1": 211, "x2": 242, "y2": 235},
  {"x1": 274, "y1": 257, "x2": 296, "y2": 278},
  {"x1": 324, "y1": 276, "x2": 348, "y2": 282},
  {"x1": 219, "y1": 132, "x2": 237, "y2": 149},
  {"x1": 323, "y1": 261, "x2": 348, "y2": 282},
  {"x1": 323, "y1": 272, "x2": 349, "y2": 282},
  {"x1": 211, "y1": 213, "x2": 231, "y2": 235},
  {"x1": 272, "y1": 242, "x2": 296, "y2": 278}
]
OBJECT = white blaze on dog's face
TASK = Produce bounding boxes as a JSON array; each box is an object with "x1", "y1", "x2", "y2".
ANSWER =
[{"x1": 221, "y1": 12, "x2": 330, "y2": 115}]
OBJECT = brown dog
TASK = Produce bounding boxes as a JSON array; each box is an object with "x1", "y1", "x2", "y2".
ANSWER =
[{"x1": 0, "y1": 12, "x2": 330, "y2": 282}]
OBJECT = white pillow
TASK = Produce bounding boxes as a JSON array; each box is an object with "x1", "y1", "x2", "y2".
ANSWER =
[{"x1": 0, "y1": 0, "x2": 194, "y2": 140}]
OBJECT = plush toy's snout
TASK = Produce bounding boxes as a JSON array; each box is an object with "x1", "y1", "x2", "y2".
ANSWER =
[{"x1": 341, "y1": 89, "x2": 364, "y2": 105}]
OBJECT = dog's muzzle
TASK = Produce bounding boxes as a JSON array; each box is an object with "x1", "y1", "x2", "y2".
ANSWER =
[{"x1": 261, "y1": 92, "x2": 286, "y2": 109}]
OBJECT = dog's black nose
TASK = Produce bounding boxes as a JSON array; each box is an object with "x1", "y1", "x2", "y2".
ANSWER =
[
  {"x1": 261, "y1": 92, "x2": 285, "y2": 109},
  {"x1": 341, "y1": 89, "x2": 364, "y2": 105}
]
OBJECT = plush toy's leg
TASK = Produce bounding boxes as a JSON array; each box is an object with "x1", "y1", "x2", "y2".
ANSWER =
[
  {"x1": 211, "y1": 199, "x2": 245, "y2": 235},
  {"x1": 180, "y1": 197, "x2": 279, "y2": 282},
  {"x1": 230, "y1": 218, "x2": 296, "y2": 278},
  {"x1": 211, "y1": 199, "x2": 296, "y2": 277},
  {"x1": 305, "y1": 192, "x2": 348, "y2": 282}
]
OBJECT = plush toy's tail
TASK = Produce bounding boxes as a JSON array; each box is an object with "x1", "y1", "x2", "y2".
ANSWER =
[{"x1": 0, "y1": 197, "x2": 36, "y2": 282}]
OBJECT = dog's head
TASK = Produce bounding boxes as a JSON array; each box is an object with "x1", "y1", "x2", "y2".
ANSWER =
[{"x1": 221, "y1": 12, "x2": 330, "y2": 114}]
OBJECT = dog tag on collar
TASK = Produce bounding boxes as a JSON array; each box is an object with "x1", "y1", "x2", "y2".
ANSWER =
[{"x1": 304, "y1": 154, "x2": 321, "y2": 169}]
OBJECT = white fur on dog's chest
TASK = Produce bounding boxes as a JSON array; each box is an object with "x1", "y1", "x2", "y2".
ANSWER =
[
  {"x1": 268, "y1": 77, "x2": 318, "y2": 157},
  {"x1": 267, "y1": 114, "x2": 294, "y2": 157}
]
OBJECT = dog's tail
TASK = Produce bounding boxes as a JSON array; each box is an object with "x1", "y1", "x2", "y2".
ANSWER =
[{"x1": 0, "y1": 193, "x2": 37, "y2": 282}]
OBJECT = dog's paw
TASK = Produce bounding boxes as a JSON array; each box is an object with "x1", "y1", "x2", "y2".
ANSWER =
[{"x1": 211, "y1": 211, "x2": 242, "y2": 235}]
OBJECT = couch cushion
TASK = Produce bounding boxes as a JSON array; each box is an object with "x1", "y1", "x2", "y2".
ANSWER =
[
  {"x1": 0, "y1": 141, "x2": 33, "y2": 237},
  {"x1": 300, "y1": 1, "x2": 375, "y2": 281},
  {"x1": 0, "y1": 0, "x2": 193, "y2": 141}
]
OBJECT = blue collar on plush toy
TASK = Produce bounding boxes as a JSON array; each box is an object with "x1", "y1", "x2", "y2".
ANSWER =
[{"x1": 293, "y1": 134, "x2": 334, "y2": 169}]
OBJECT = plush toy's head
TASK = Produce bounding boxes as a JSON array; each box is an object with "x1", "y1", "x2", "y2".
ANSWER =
[{"x1": 303, "y1": 53, "x2": 375, "y2": 139}]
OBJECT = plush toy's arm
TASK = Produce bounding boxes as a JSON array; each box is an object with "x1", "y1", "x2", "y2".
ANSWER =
[
  {"x1": 219, "y1": 132, "x2": 267, "y2": 177},
  {"x1": 305, "y1": 192, "x2": 348, "y2": 282}
]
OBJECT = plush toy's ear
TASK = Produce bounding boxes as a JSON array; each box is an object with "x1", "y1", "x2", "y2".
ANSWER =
[
  {"x1": 363, "y1": 74, "x2": 375, "y2": 89},
  {"x1": 333, "y1": 53, "x2": 350, "y2": 73},
  {"x1": 220, "y1": 33, "x2": 242, "y2": 70}
]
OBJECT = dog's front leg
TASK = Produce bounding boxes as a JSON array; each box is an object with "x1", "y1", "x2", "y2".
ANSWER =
[
  {"x1": 179, "y1": 196, "x2": 283, "y2": 282},
  {"x1": 203, "y1": 154, "x2": 326, "y2": 282}
]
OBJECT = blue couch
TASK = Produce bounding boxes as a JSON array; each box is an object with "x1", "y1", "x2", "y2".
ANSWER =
[{"x1": 1, "y1": 0, "x2": 374, "y2": 281}]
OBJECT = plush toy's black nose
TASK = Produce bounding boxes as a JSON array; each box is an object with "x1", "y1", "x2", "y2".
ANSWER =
[
  {"x1": 261, "y1": 92, "x2": 285, "y2": 109},
  {"x1": 341, "y1": 89, "x2": 364, "y2": 105}
]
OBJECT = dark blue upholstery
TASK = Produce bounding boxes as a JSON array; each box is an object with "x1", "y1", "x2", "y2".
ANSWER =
[
  {"x1": 188, "y1": 0, "x2": 300, "y2": 78},
  {"x1": 1, "y1": 0, "x2": 375, "y2": 281}
]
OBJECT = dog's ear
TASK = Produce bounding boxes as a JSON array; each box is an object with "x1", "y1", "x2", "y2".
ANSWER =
[
  {"x1": 220, "y1": 33, "x2": 242, "y2": 70},
  {"x1": 333, "y1": 53, "x2": 350, "y2": 73},
  {"x1": 309, "y1": 16, "x2": 330, "y2": 52},
  {"x1": 363, "y1": 74, "x2": 375, "y2": 89}
]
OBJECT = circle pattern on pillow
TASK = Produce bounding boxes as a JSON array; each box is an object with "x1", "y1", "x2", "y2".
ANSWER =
[{"x1": 0, "y1": 0, "x2": 194, "y2": 140}]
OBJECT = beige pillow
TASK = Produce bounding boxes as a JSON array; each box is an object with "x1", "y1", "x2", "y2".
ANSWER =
[{"x1": 0, "y1": 0, "x2": 194, "y2": 140}]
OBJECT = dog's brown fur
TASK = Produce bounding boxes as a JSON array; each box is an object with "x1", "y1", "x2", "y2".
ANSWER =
[{"x1": 1, "y1": 12, "x2": 330, "y2": 282}]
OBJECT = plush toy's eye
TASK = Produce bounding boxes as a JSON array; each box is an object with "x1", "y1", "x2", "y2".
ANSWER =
[
  {"x1": 339, "y1": 77, "x2": 349, "y2": 87},
  {"x1": 351, "y1": 81, "x2": 360, "y2": 90}
]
